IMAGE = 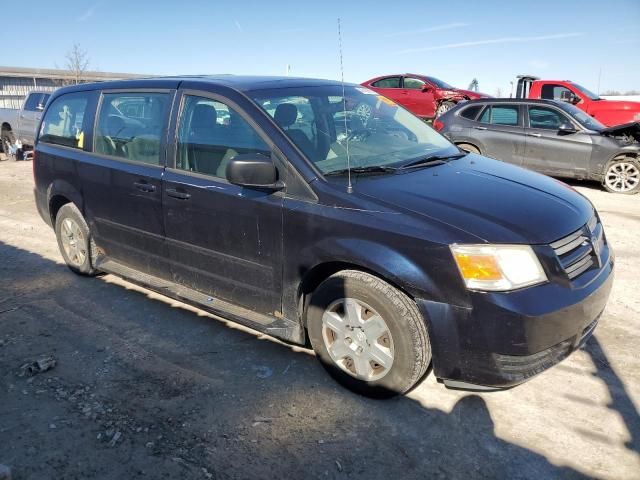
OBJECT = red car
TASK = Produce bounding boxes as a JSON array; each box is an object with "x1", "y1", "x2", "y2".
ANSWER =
[
  {"x1": 518, "y1": 76, "x2": 640, "y2": 127},
  {"x1": 361, "y1": 74, "x2": 488, "y2": 120}
]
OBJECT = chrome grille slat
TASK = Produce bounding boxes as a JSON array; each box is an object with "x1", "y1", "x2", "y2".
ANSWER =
[
  {"x1": 553, "y1": 234, "x2": 588, "y2": 256},
  {"x1": 550, "y1": 214, "x2": 602, "y2": 281},
  {"x1": 565, "y1": 255, "x2": 593, "y2": 276}
]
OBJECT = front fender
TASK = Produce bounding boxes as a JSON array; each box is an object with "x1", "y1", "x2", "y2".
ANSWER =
[{"x1": 310, "y1": 237, "x2": 446, "y2": 299}]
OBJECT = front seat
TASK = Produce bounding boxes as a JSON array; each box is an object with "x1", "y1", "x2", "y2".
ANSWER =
[
  {"x1": 274, "y1": 103, "x2": 316, "y2": 160},
  {"x1": 187, "y1": 104, "x2": 223, "y2": 175}
]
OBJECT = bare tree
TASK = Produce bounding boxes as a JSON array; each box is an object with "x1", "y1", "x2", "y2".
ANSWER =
[
  {"x1": 494, "y1": 87, "x2": 503, "y2": 98},
  {"x1": 64, "y1": 43, "x2": 90, "y2": 85}
]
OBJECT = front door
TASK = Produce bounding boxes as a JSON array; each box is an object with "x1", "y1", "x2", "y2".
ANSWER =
[
  {"x1": 402, "y1": 77, "x2": 435, "y2": 118},
  {"x1": 524, "y1": 105, "x2": 593, "y2": 178},
  {"x1": 78, "y1": 90, "x2": 174, "y2": 278},
  {"x1": 163, "y1": 92, "x2": 284, "y2": 315},
  {"x1": 473, "y1": 104, "x2": 526, "y2": 165}
]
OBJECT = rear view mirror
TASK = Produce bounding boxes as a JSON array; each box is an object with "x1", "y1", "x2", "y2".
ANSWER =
[
  {"x1": 558, "y1": 122, "x2": 577, "y2": 134},
  {"x1": 226, "y1": 153, "x2": 284, "y2": 190}
]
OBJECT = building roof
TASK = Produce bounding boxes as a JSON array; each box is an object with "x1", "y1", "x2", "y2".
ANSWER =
[{"x1": 0, "y1": 65, "x2": 143, "y2": 82}]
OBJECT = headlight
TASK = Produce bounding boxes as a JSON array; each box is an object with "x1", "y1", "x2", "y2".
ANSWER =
[{"x1": 450, "y1": 244, "x2": 547, "y2": 291}]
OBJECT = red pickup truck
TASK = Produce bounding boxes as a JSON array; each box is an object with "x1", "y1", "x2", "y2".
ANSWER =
[{"x1": 516, "y1": 76, "x2": 640, "y2": 127}]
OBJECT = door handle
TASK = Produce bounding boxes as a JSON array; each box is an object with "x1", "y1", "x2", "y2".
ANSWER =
[
  {"x1": 526, "y1": 133, "x2": 542, "y2": 137},
  {"x1": 133, "y1": 181, "x2": 156, "y2": 193},
  {"x1": 474, "y1": 126, "x2": 487, "y2": 130},
  {"x1": 166, "y1": 188, "x2": 191, "y2": 200}
]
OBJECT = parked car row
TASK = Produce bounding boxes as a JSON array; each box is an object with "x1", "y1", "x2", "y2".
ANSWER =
[
  {"x1": 33, "y1": 76, "x2": 613, "y2": 397},
  {"x1": 353, "y1": 72, "x2": 640, "y2": 194}
]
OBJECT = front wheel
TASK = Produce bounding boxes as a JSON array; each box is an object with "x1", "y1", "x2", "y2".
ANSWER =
[
  {"x1": 306, "y1": 270, "x2": 431, "y2": 398},
  {"x1": 435, "y1": 101, "x2": 456, "y2": 118},
  {"x1": 602, "y1": 157, "x2": 640, "y2": 194},
  {"x1": 457, "y1": 143, "x2": 480, "y2": 154},
  {"x1": 1, "y1": 130, "x2": 16, "y2": 160}
]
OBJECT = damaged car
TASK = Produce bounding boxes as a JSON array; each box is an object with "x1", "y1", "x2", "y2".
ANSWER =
[
  {"x1": 361, "y1": 73, "x2": 488, "y2": 120},
  {"x1": 436, "y1": 98, "x2": 640, "y2": 194}
]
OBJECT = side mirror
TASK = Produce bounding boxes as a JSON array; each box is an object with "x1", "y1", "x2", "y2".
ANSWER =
[
  {"x1": 558, "y1": 122, "x2": 577, "y2": 134},
  {"x1": 226, "y1": 153, "x2": 284, "y2": 190},
  {"x1": 421, "y1": 85, "x2": 433, "y2": 93}
]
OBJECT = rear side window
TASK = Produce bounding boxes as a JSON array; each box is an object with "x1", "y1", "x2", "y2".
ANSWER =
[
  {"x1": 372, "y1": 77, "x2": 401, "y2": 88},
  {"x1": 95, "y1": 92, "x2": 170, "y2": 165},
  {"x1": 459, "y1": 105, "x2": 483, "y2": 120},
  {"x1": 479, "y1": 105, "x2": 519, "y2": 126},
  {"x1": 39, "y1": 92, "x2": 89, "y2": 149}
]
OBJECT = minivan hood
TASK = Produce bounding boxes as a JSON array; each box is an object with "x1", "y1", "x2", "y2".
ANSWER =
[{"x1": 354, "y1": 155, "x2": 593, "y2": 244}]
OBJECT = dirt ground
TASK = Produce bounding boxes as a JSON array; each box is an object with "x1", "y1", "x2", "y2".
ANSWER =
[{"x1": 0, "y1": 156, "x2": 638, "y2": 480}]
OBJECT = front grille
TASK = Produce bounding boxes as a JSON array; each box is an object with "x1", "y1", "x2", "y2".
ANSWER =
[{"x1": 550, "y1": 214, "x2": 604, "y2": 280}]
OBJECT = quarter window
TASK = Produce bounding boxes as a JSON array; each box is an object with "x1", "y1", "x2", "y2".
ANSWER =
[
  {"x1": 479, "y1": 105, "x2": 519, "y2": 126},
  {"x1": 95, "y1": 92, "x2": 170, "y2": 165},
  {"x1": 460, "y1": 105, "x2": 483, "y2": 120},
  {"x1": 176, "y1": 95, "x2": 270, "y2": 178},
  {"x1": 528, "y1": 106, "x2": 569, "y2": 130},
  {"x1": 39, "y1": 92, "x2": 89, "y2": 149},
  {"x1": 372, "y1": 77, "x2": 401, "y2": 88}
]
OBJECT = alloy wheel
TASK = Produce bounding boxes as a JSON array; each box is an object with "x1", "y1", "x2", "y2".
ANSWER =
[
  {"x1": 605, "y1": 161, "x2": 640, "y2": 192},
  {"x1": 60, "y1": 217, "x2": 87, "y2": 267},
  {"x1": 321, "y1": 298, "x2": 394, "y2": 381}
]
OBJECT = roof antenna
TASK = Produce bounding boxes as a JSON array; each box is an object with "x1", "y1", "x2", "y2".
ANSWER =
[{"x1": 337, "y1": 18, "x2": 353, "y2": 193}]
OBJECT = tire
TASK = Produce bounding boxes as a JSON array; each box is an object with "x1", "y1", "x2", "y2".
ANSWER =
[
  {"x1": 1, "y1": 130, "x2": 16, "y2": 160},
  {"x1": 602, "y1": 157, "x2": 640, "y2": 194},
  {"x1": 54, "y1": 203, "x2": 98, "y2": 276},
  {"x1": 457, "y1": 143, "x2": 480, "y2": 154},
  {"x1": 435, "y1": 101, "x2": 456, "y2": 118},
  {"x1": 306, "y1": 270, "x2": 431, "y2": 398}
]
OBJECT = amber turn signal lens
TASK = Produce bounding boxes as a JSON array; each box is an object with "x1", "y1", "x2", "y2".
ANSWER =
[{"x1": 452, "y1": 253, "x2": 503, "y2": 281}]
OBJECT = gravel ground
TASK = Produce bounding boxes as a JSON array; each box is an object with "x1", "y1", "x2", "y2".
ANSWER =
[{"x1": 0, "y1": 156, "x2": 638, "y2": 479}]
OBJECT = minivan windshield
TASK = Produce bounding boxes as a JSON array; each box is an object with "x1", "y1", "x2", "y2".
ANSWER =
[{"x1": 251, "y1": 85, "x2": 457, "y2": 175}]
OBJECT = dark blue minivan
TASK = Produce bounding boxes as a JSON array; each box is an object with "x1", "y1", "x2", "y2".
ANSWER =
[{"x1": 33, "y1": 76, "x2": 614, "y2": 397}]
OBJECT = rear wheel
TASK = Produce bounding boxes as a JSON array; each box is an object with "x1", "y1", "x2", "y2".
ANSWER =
[
  {"x1": 1, "y1": 130, "x2": 15, "y2": 160},
  {"x1": 602, "y1": 157, "x2": 640, "y2": 194},
  {"x1": 54, "y1": 203, "x2": 98, "y2": 276},
  {"x1": 457, "y1": 143, "x2": 480, "y2": 154},
  {"x1": 435, "y1": 101, "x2": 456, "y2": 118},
  {"x1": 306, "y1": 270, "x2": 431, "y2": 398}
]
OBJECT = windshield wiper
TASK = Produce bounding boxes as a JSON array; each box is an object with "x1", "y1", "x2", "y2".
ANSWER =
[
  {"x1": 324, "y1": 165, "x2": 398, "y2": 176},
  {"x1": 399, "y1": 152, "x2": 467, "y2": 170}
]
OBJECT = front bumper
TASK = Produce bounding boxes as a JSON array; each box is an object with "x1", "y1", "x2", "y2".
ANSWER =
[{"x1": 418, "y1": 250, "x2": 614, "y2": 390}]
